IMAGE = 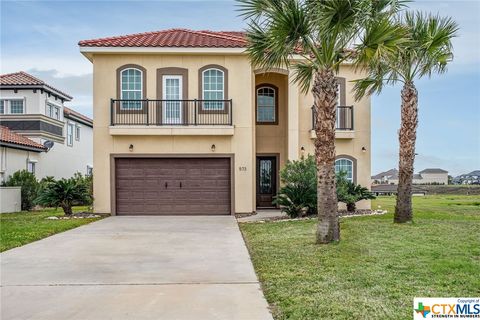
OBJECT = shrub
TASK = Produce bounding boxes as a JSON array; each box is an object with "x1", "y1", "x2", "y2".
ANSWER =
[
  {"x1": 336, "y1": 171, "x2": 376, "y2": 212},
  {"x1": 72, "y1": 172, "x2": 93, "y2": 206},
  {"x1": 2, "y1": 170, "x2": 39, "y2": 211},
  {"x1": 273, "y1": 155, "x2": 317, "y2": 217},
  {"x1": 35, "y1": 177, "x2": 92, "y2": 215}
]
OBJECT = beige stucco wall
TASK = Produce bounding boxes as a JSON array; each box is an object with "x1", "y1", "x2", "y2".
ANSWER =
[
  {"x1": 255, "y1": 72, "x2": 288, "y2": 170},
  {"x1": 417, "y1": 173, "x2": 448, "y2": 185},
  {"x1": 92, "y1": 54, "x2": 255, "y2": 214},
  {"x1": 90, "y1": 53, "x2": 371, "y2": 214},
  {"x1": 298, "y1": 65, "x2": 372, "y2": 209}
]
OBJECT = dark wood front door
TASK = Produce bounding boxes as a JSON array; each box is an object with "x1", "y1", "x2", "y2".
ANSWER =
[
  {"x1": 115, "y1": 158, "x2": 231, "y2": 215},
  {"x1": 256, "y1": 156, "x2": 277, "y2": 208}
]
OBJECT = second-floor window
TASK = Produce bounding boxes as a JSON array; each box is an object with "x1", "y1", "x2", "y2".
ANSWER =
[
  {"x1": 256, "y1": 85, "x2": 277, "y2": 124},
  {"x1": 120, "y1": 68, "x2": 143, "y2": 110},
  {"x1": 46, "y1": 103, "x2": 60, "y2": 120},
  {"x1": 75, "y1": 125, "x2": 81, "y2": 141},
  {"x1": 202, "y1": 68, "x2": 224, "y2": 110},
  {"x1": 10, "y1": 100, "x2": 24, "y2": 114},
  {"x1": 67, "y1": 123, "x2": 74, "y2": 146},
  {"x1": 1, "y1": 99, "x2": 24, "y2": 114}
]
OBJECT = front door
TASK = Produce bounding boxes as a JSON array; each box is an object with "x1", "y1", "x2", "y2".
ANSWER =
[
  {"x1": 162, "y1": 75, "x2": 182, "y2": 124},
  {"x1": 256, "y1": 156, "x2": 277, "y2": 208}
]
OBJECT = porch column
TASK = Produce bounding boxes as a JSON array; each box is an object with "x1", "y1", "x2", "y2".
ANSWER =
[{"x1": 287, "y1": 76, "x2": 299, "y2": 160}]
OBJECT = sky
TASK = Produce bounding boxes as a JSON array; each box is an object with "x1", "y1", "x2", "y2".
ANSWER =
[{"x1": 1, "y1": 0, "x2": 479, "y2": 176}]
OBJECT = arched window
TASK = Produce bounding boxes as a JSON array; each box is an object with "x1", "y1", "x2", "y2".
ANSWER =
[
  {"x1": 202, "y1": 68, "x2": 224, "y2": 110},
  {"x1": 256, "y1": 85, "x2": 277, "y2": 124},
  {"x1": 335, "y1": 158, "x2": 354, "y2": 182},
  {"x1": 120, "y1": 68, "x2": 143, "y2": 109}
]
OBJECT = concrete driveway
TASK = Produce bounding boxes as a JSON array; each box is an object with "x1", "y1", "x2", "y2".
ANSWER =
[{"x1": 1, "y1": 216, "x2": 273, "y2": 320}]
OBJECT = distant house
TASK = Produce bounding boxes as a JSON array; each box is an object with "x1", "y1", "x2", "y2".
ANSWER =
[
  {"x1": 371, "y1": 168, "x2": 398, "y2": 184},
  {"x1": 0, "y1": 71, "x2": 93, "y2": 182},
  {"x1": 417, "y1": 168, "x2": 448, "y2": 185},
  {"x1": 453, "y1": 170, "x2": 480, "y2": 185},
  {"x1": 372, "y1": 168, "x2": 448, "y2": 185}
]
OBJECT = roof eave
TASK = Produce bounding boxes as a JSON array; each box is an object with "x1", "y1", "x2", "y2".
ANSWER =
[
  {"x1": 79, "y1": 46, "x2": 247, "y2": 55},
  {"x1": 0, "y1": 141, "x2": 46, "y2": 153},
  {"x1": 0, "y1": 84, "x2": 72, "y2": 101}
]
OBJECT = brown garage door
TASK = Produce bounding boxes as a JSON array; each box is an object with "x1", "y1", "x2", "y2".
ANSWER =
[{"x1": 115, "y1": 158, "x2": 231, "y2": 215}]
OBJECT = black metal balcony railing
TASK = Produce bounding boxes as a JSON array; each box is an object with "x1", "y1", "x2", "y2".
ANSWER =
[
  {"x1": 311, "y1": 105, "x2": 354, "y2": 131},
  {"x1": 110, "y1": 99, "x2": 233, "y2": 126}
]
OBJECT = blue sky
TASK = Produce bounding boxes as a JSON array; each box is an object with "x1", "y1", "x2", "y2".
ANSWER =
[{"x1": 1, "y1": 0, "x2": 479, "y2": 176}]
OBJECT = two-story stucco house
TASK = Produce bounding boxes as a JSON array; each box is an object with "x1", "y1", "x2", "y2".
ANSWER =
[
  {"x1": 79, "y1": 29, "x2": 371, "y2": 215},
  {"x1": 0, "y1": 72, "x2": 93, "y2": 182}
]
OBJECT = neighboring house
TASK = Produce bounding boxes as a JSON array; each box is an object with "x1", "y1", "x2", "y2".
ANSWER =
[
  {"x1": 79, "y1": 28, "x2": 371, "y2": 215},
  {"x1": 0, "y1": 72, "x2": 93, "y2": 181},
  {"x1": 453, "y1": 170, "x2": 480, "y2": 185},
  {"x1": 0, "y1": 125, "x2": 47, "y2": 183},
  {"x1": 371, "y1": 168, "x2": 398, "y2": 184},
  {"x1": 416, "y1": 168, "x2": 448, "y2": 185},
  {"x1": 372, "y1": 168, "x2": 448, "y2": 185}
]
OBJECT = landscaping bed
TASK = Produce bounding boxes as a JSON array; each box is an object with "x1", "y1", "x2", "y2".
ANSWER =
[{"x1": 240, "y1": 195, "x2": 480, "y2": 319}]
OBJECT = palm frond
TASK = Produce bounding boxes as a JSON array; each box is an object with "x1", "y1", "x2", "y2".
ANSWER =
[{"x1": 291, "y1": 61, "x2": 317, "y2": 93}]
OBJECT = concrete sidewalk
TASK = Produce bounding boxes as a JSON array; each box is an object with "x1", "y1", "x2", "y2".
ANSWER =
[{"x1": 1, "y1": 216, "x2": 273, "y2": 320}]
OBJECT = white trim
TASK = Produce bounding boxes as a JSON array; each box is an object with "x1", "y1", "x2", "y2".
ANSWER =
[
  {"x1": 80, "y1": 46, "x2": 246, "y2": 54},
  {"x1": 119, "y1": 67, "x2": 143, "y2": 110},
  {"x1": 162, "y1": 75, "x2": 183, "y2": 124},
  {"x1": 335, "y1": 158, "x2": 354, "y2": 182},
  {"x1": 256, "y1": 86, "x2": 276, "y2": 123},
  {"x1": 66, "y1": 122, "x2": 74, "y2": 146},
  {"x1": 202, "y1": 68, "x2": 225, "y2": 111}
]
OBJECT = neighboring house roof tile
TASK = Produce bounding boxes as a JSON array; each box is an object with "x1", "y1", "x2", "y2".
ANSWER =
[
  {"x1": 0, "y1": 71, "x2": 72, "y2": 100},
  {"x1": 78, "y1": 29, "x2": 248, "y2": 48},
  {"x1": 0, "y1": 126, "x2": 47, "y2": 151},
  {"x1": 63, "y1": 107, "x2": 93, "y2": 127},
  {"x1": 419, "y1": 168, "x2": 448, "y2": 174}
]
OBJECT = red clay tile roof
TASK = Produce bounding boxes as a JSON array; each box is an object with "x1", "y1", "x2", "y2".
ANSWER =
[
  {"x1": 64, "y1": 107, "x2": 93, "y2": 126},
  {"x1": 0, "y1": 126, "x2": 47, "y2": 151},
  {"x1": 78, "y1": 29, "x2": 248, "y2": 48},
  {"x1": 0, "y1": 71, "x2": 72, "y2": 100}
]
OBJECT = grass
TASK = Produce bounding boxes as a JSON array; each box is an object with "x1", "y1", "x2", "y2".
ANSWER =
[
  {"x1": 0, "y1": 206, "x2": 103, "y2": 252},
  {"x1": 240, "y1": 195, "x2": 480, "y2": 319}
]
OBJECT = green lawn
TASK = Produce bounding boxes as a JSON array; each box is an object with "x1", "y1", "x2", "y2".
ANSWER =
[
  {"x1": 240, "y1": 195, "x2": 480, "y2": 319},
  {"x1": 0, "y1": 207, "x2": 103, "y2": 252}
]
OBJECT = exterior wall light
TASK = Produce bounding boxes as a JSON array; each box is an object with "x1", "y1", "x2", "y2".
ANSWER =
[
  {"x1": 129, "y1": 144, "x2": 134, "y2": 152},
  {"x1": 362, "y1": 147, "x2": 367, "y2": 153},
  {"x1": 300, "y1": 146, "x2": 305, "y2": 158},
  {"x1": 211, "y1": 144, "x2": 216, "y2": 152}
]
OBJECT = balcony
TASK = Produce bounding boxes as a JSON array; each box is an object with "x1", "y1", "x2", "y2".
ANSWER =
[
  {"x1": 109, "y1": 99, "x2": 234, "y2": 136},
  {"x1": 310, "y1": 105, "x2": 355, "y2": 139}
]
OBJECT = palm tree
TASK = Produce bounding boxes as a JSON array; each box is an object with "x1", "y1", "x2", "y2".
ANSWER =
[
  {"x1": 354, "y1": 12, "x2": 458, "y2": 223},
  {"x1": 239, "y1": 0, "x2": 406, "y2": 243}
]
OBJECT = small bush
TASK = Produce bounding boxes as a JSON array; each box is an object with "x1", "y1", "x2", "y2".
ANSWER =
[
  {"x1": 3, "y1": 170, "x2": 39, "y2": 211},
  {"x1": 336, "y1": 171, "x2": 376, "y2": 212},
  {"x1": 35, "y1": 177, "x2": 92, "y2": 216},
  {"x1": 274, "y1": 155, "x2": 317, "y2": 217},
  {"x1": 72, "y1": 172, "x2": 93, "y2": 205}
]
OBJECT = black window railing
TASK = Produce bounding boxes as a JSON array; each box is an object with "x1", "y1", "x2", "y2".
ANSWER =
[
  {"x1": 110, "y1": 99, "x2": 233, "y2": 126},
  {"x1": 311, "y1": 105, "x2": 354, "y2": 131}
]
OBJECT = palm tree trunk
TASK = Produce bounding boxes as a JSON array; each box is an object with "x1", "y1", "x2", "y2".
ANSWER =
[
  {"x1": 61, "y1": 204, "x2": 73, "y2": 216},
  {"x1": 312, "y1": 69, "x2": 339, "y2": 243},
  {"x1": 395, "y1": 81, "x2": 418, "y2": 223}
]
